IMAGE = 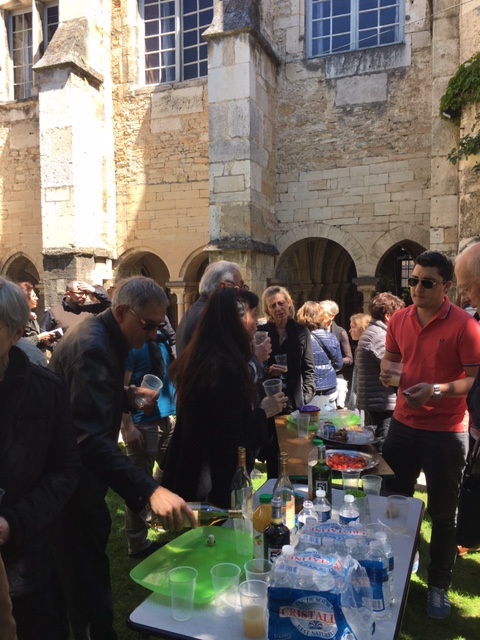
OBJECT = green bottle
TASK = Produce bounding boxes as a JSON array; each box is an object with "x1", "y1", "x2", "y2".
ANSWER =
[{"x1": 311, "y1": 444, "x2": 332, "y2": 504}]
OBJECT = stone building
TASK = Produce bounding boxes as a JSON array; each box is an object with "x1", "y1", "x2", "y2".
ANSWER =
[{"x1": 0, "y1": 0, "x2": 479, "y2": 328}]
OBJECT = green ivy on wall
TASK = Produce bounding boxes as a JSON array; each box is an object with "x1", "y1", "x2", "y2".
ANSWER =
[{"x1": 440, "y1": 52, "x2": 480, "y2": 169}]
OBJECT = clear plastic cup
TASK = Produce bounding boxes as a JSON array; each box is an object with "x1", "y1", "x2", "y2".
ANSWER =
[
  {"x1": 136, "y1": 374, "x2": 163, "y2": 408},
  {"x1": 297, "y1": 413, "x2": 310, "y2": 438},
  {"x1": 210, "y1": 563, "x2": 241, "y2": 617},
  {"x1": 386, "y1": 362, "x2": 403, "y2": 387},
  {"x1": 244, "y1": 558, "x2": 273, "y2": 584},
  {"x1": 254, "y1": 331, "x2": 268, "y2": 345},
  {"x1": 342, "y1": 469, "x2": 361, "y2": 491},
  {"x1": 168, "y1": 566, "x2": 197, "y2": 621},
  {"x1": 361, "y1": 475, "x2": 382, "y2": 495},
  {"x1": 386, "y1": 495, "x2": 409, "y2": 534},
  {"x1": 238, "y1": 580, "x2": 267, "y2": 638},
  {"x1": 262, "y1": 379, "x2": 283, "y2": 397}
]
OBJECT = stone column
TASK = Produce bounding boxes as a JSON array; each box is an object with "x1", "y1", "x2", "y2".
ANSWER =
[
  {"x1": 429, "y1": 0, "x2": 460, "y2": 256},
  {"x1": 353, "y1": 277, "x2": 378, "y2": 314},
  {"x1": 167, "y1": 282, "x2": 187, "y2": 323},
  {"x1": 33, "y1": 1, "x2": 116, "y2": 307},
  {"x1": 203, "y1": 0, "x2": 280, "y2": 292}
]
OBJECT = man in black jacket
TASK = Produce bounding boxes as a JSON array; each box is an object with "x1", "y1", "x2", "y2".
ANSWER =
[
  {"x1": 49, "y1": 276, "x2": 195, "y2": 640},
  {"x1": 0, "y1": 277, "x2": 80, "y2": 640}
]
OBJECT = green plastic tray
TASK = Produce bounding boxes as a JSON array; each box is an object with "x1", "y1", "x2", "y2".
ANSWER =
[{"x1": 130, "y1": 526, "x2": 252, "y2": 604}]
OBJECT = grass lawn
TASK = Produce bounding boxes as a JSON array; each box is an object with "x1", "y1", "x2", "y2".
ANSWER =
[{"x1": 106, "y1": 482, "x2": 480, "y2": 640}]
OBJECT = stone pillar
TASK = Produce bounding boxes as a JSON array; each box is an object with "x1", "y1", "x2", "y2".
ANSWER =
[
  {"x1": 167, "y1": 282, "x2": 187, "y2": 323},
  {"x1": 203, "y1": 0, "x2": 280, "y2": 291},
  {"x1": 33, "y1": 1, "x2": 116, "y2": 307},
  {"x1": 353, "y1": 277, "x2": 379, "y2": 314},
  {"x1": 429, "y1": 0, "x2": 460, "y2": 256}
]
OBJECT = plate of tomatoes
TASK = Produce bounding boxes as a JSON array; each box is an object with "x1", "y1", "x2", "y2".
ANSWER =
[{"x1": 326, "y1": 450, "x2": 377, "y2": 471}]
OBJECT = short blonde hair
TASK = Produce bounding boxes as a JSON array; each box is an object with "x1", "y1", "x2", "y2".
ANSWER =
[
  {"x1": 262, "y1": 286, "x2": 295, "y2": 322},
  {"x1": 297, "y1": 301, "x2": 332, "y2": 330},
  {"x1": 350, "y1": 313, "x2": 371, "y2": 332},
  {"x1": 320, "y1": 300, "x2": 339, "y2": 317}
]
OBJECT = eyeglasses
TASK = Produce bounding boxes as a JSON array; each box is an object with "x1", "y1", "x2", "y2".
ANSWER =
[
  {"x1": 129, "y1": 308, "x2": 163, "y2": 332},
  {"x1": 457, "y1": 276, "x2": 480, "y2": 297},
  {"x1": 223, "y1": 280, "x2": 249, "y2": 291},
  {"x1": 408, "y1": 277, "x2": 445, "y2": 290}
]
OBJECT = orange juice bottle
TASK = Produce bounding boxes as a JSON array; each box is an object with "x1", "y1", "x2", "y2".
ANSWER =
[{"x1": 252, "y1": 494, "x2": 272, "y2": 559}]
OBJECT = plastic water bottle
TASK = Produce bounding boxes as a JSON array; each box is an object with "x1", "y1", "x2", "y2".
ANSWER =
[
  {"x1": 366, "y1": 540, "x2": 391, "y2": 619},
  {"x1": 297, "y1": 500, "x2": 318, "y2": 529},
  {"x1": 313, "y1": 489, "x2": 332, "y2": 522},
  {"x1": 375, "y1": 531, "x2": 395, "y2": 603},
  {"x1": 339, "y1": 494, "x2": 360, "y2": 525}
]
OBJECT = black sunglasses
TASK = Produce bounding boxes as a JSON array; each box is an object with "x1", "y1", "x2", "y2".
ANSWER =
[
  {"x1": 129, "y1": 308, "x2": 163, "y2": 332},
  {"x1": 407, "y1": 277, "x2": 445, "y2": 290}
]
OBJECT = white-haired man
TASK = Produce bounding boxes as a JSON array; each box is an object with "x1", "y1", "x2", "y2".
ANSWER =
[{"x1": 49, "y1": 277, "x2": 195, "y2": 640}]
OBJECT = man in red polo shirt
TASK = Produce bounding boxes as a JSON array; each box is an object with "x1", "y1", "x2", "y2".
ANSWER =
[{"x1": 380, "y1": 250, "x2": 480, "y2": 620}]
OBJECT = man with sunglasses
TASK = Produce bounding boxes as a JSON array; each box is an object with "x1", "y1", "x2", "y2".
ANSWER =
[
  {"x1": 40, "y1": 279, "x2": 111, "y2": 337},
  {"x1": 379, "y1": 250, "x2": 480, "y2": 620},
  {"x1": 49, "y1": 277, "x2": 195, "y2": 640}
]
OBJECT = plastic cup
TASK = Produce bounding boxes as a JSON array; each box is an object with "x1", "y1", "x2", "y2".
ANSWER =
[
  {"x1": 342, "y1": 469, "x2": 361, "y2": 491},
  {"x1": 244, "y1": 559, "x2": 273, "y2": 584},
  {"x1": 297, "y1": 413, "x2": 310, "y2": 438},
  {"x1": 262, "y1": 379, "x2": 283, "y2": 397},
  {"x1": 210, "y1": 563, "x2": 241, "y2": 617},
  {"x1": 386, "y1": 495, "x2": 409, "y2": 534},
  {"x1": 275, "y1": 354, "x2": 288, "y2": 371},
  {"x1": 136, "y1": 374, "x2": 163, "y2": 408},
  {"x1": 238, "y1": 580, "x2": 267, "y2": 639},
  {"x1": 386, "y1": 362, "x2": 403, "y2": 387},
  {"x1": 168, "y1": 566, "x2": 197, "y2": 621},
  {"x1": 254, "y1": 331, "x2": 268, "y2": 345},
  {"x1": 361, "y1": 475, "x2": 382, "y2": 495}
]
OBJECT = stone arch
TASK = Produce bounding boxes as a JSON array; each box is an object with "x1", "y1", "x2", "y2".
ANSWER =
[
  {"x1": 276, "y1": 223, "x2": 368, "y2": 277},
  {"x1": 1, "y1": 252, "x2": 44, "y2": 314},
  {"x1": 274, "y1": 235, "x2": 359, "y2": 328},
  {"x1": 178, "y1": 246, "x2": 209, "y2": 284},
  {"x1": 368, "y1": 225, "x2": 429, "y2": 275},
  {"x1": 115, "y1": 248, "x2": 170, "y2": 283}
]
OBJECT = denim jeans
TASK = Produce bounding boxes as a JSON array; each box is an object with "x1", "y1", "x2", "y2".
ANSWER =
[{"x1": 382, "y1": 417, "x2": 468, "y2": 590}]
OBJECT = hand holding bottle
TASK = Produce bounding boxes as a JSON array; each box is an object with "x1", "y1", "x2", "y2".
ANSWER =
[{"x1": 149, "y1": 486, "x2": 197, "y2": 532}]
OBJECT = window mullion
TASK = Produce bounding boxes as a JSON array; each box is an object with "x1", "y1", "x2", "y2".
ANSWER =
[
  {"x1": 176, "y1": 0, "x2": 181, "y2": 82},
  {"x1": 351, "y1": 0, "x2": 358, "y2": 51}
]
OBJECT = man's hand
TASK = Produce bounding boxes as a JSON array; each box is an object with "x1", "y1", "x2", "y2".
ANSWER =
[
  {"x1": 260, "y1": 392, "x2": 288, "y2": 418},
  {"x1": 124, "y1": 424, "x2": 144, "y2": 450},
  {"x1": 254, "y1": 337, "x2": 272, "y2": 364},
  {"x1": 0, "y1": 517, "x2": 10, "y2": 546},
  {"x1": 76, "y1": 280, "x2": 95, "y2": 294},
  {"x1": 266, "y1": 364, "x2": 287, "y2": 378},
  {"x1": 402, "y1": 383, "x2": 434, "y2": 409},
  {"x1": 149, "y1": 487, "x2": 196, "y2": 532}
]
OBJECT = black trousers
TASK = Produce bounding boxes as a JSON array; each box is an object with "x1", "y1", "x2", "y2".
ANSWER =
[
  {"x1": 12, "y1": 571, "x2": 61, "y2": 640},
  {"x1": 51, "y1": 468, "x2": 117, "y2": 640}
]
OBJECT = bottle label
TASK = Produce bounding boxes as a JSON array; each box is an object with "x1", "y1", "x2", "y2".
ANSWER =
[
  {"x1": 317, "y1": 507, "x2": 332, "y2": 523},
  {"x1": 283, "y1": 499, "x2": 295, "y2": 531},
  {"x1": 267, "y1": 546, "x2": 283, "y2": 562},
  {"x1": 339, "y1": 514, "x2": 359, "y2": 525},
  {"x1": 314, "y1": 479, "x2": 328, "y2": 494},
  {"x1": 253, "y1": 531, "x2": 265, "y2": 559},
  {"x1": 360, "y1": 559, "x2": 388, "y2": 612}
]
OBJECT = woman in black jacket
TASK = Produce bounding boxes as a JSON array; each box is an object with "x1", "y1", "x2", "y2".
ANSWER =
[{"x1": 162, "y1": 288, "x2": 285, "y2": 507}]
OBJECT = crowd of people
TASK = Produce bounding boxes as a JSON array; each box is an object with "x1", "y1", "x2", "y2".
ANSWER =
[{"x1": 1, "y1": 245, "x2": 480, "y2": 637}]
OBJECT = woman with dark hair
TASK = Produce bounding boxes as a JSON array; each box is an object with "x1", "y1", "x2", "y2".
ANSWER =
[
  {"x1": 162, "y1": 288, "x2": 286, "y2": 508},
  {"x1": 17, "y1": 282, "x2": 55, "y2": 350}
]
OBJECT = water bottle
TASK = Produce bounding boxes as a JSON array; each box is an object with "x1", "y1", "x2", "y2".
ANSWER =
[
  {"x1": 375, "y1": 531, "x2": 395, "y2": 603},
  {"x1": 339, "y1": 494, "x2": 360, "y2": 525},
  {"x1": 365, "y1": 540, "x2": 391, "y2": 618},
  {"x1": 297, "y1": 500, "x2": 318, "y2": 530},
  {"x1": 313, "y1": 488, "x2": 332, "y2": 522}
]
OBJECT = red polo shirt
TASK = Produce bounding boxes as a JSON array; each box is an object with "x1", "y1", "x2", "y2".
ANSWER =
[{"x1": 385, "y1": 297, "x2": 480, "y2": 432}]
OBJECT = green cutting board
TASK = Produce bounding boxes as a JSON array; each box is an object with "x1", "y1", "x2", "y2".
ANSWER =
[{"x1": 130, "y1": 526, "x2": 252, "y2": 604}]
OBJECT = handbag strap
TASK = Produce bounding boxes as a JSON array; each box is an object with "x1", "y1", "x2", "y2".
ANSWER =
[{"x1": 312, "y1": 332, "x2": 334, "y2": 363}]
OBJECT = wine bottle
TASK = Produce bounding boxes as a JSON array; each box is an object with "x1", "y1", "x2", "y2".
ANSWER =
[
  {"x1": 150, "y1": 503, "x2": 244, "y2": 530},
  {"x1": 311, "y1": 443, "x2": 332, "y2": 504},
  {"x1": 272, "y1": 452, "x2": 295, "y2": 532},
  {"x1": 264, "y1": 497, "x2": 290, "y2": 562},
  {"x1": 231, "y1": 446, "x2": 253, "y2": 518}
]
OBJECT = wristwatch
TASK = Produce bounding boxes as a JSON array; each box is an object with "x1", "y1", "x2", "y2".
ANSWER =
[{"x1": 431, "y1": 384, "x2": 442, "y2": 400}]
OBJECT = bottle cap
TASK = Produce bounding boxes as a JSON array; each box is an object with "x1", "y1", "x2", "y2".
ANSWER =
[
  {"x1": 315, "y1": 489, "x2": 326, "y2": 498},
  {"x1": 344, "y1": 494, "x2": 355, "y2": 503},
  {"x1": 302, "y1": 500, "x2": 314, "y2": 508},
  {"x1": 282, "y1": 545, "x2": 295, "y2": 555},
  {"x1": 259, "y1": 493, "x2": 273, "y2": 504},
  {"x1": 374, "y1": 531, "x2": 387, "y2": 541},
  {"x1": 312, "y1": 438, "x2": 323, "y2": 446}
]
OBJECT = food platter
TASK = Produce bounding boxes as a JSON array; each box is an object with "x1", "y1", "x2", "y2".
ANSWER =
[
  {"x1": 319, "y1": 433, "x2": 380, "y2": 451},
  {"x1": 325, "y1": 449, "x2": 378, "y2": 471}
]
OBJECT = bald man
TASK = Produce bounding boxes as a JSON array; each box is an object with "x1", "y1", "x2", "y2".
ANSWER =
[{"x1": 455, "y1": 243, "x2": 480, "y2": 320}]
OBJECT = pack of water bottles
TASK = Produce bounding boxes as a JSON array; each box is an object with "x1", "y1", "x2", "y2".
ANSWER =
[
  {"x1": 267, "y1": 546, "x2": 374, "y2": 640},
  {"x1": 267, "y1": 518, "x2": 396, "y2": 639}
]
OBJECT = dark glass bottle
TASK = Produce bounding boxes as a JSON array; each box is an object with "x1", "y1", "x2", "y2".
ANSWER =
[
  {"x1": 272, "y1": 452, "x2": 295, "y2": 532},
  {"x1": 150, "y1": 503, "x2": 244, "y2": 530},
  {"x1": 311, "y1": 444, "x2": 332, "y2": 504},
  {"x1": 264, "y1": 497, "x2": 290, "y2": 562}
]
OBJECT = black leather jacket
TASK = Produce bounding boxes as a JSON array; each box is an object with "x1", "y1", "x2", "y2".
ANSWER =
[
  {"x1": 49, "y1": 308, "x2": 158, "y2": 513},
  {"x1": 0, "y1": 347, "x2": 79, "y2": 597}
]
